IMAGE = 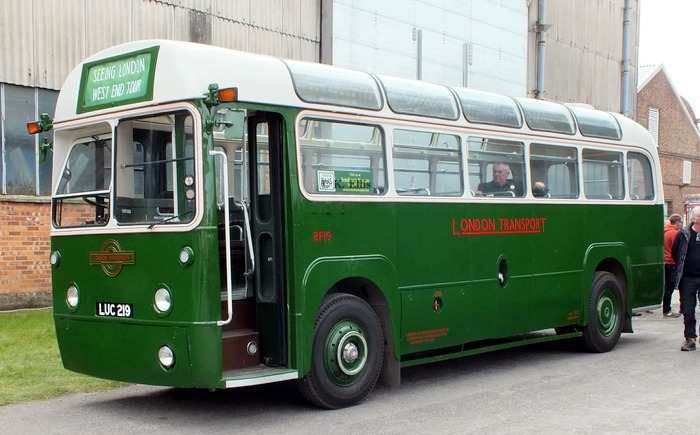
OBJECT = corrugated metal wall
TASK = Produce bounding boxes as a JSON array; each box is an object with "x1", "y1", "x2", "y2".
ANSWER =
[
  {"x1": 0, "y1": 0, "x2": 321, "y2": 90},
  {"x1": 526, "y1": 0, "x2": 639, "y2": 115},
  {"x1": 327, "y1": 0, "x2": 528, "y2": 98},
  {"x1": 0, "y1": 0, "x2": 639, "y2": 111}
]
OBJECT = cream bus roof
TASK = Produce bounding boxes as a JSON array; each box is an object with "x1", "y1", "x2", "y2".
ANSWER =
[
  {"x1": 54, "y1": 39, "x2": 656, "y2": 153},
  {"x1": 55, "y1": 39, "x2": 299, "y2": 121}
]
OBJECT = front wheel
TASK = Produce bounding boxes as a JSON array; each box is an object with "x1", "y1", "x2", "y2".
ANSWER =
[
  {"x1": 297, "y1": 293, "x2": 384, "y2": 409},
  {"x1": 579, "y1": 271, "x2": 625, "y2": 353}
]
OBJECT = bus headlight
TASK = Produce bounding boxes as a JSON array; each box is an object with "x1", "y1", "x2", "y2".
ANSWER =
[
  {"x1": 50, "y1": 250, "x2": 61, "y2": 267},
  {"x1": 66, "y1": 285, "x2": 79, "y2": 309},
  {"x1": 179, "y1": 246, "x2": 195, "y2": 267},
  {"x1": 154, "y1": 287, "x2": 172, "y2": 313},
  {"x1": 158, "y1": 346, "x2": 175, "y2": 370}
]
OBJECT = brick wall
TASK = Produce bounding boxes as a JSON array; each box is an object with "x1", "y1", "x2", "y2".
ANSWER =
[
  {"x1": 1, "y1": 198, "x2": 102, "y2": 310},
  {"x1": 0, "y1": 198, "x2": 52, "y2": 310},
  {"x1": 637, "y1": 68, "x2": 700, "y2": 217}
]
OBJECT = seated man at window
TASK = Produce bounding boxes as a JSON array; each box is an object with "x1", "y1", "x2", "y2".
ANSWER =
[{"x1": 476, "y1": 162, "x2": 523, "y2": 196}]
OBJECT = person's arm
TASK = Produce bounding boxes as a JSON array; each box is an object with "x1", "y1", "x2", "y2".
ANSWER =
[{"x1": 672, "y1": 231, "x2": 682, "y2": 263}]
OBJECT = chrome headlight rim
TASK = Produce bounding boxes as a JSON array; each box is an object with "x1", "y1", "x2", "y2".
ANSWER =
[
  {"x1": 154, "y1": 286, "x2": 173, "y2": 315},
  {"x1": 178, "y1": 246, "x2": 195, "y2": 267},
  {"x1": 157, "y1": 345, "x2": 176, "y2": 370},
  {"x1": 66, "y1": 284, "x2": 79, "y2": 311},
  {"x1": 50, "y1": 250, "x2": 61, "y2": 267}
]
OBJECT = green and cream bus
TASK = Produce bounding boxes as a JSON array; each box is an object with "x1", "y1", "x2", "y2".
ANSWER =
[{"x1": 32, "y1": 40, "x2": 663, "y2": 409}]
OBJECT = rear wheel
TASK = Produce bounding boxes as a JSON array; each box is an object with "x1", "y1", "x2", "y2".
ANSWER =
[
  {"x1": 580, "y1": 271, "x2": 624, "y2": 352},
  {"x1": 297, "y1": 293, "x2": 384, "y2": 409}
]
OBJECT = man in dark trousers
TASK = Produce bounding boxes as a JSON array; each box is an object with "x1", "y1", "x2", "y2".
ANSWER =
[
  {"x1": 672, "y1": 208, "x2": 700, "y2": 351},
  {"x1": 663, "y1": 214, "x2": 683, "y2": 318}
]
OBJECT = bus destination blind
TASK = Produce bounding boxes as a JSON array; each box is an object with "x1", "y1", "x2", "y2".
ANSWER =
[{"x1": 77, "y1": 46, "x2": 159, "y2": 113}]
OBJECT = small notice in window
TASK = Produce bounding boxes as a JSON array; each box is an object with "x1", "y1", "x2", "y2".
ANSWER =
[{"x1": 317, "y1": 170, "x2": 373, "y2": 194}]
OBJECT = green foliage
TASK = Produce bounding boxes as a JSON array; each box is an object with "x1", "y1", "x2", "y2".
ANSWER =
[{"x1": 0, "y1": 309, "x2": 123, "y2": 406}]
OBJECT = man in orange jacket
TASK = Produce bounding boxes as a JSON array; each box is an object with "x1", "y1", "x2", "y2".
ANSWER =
[{"x1": 663, "y1": 214, "x2": 683, "y2": 318}]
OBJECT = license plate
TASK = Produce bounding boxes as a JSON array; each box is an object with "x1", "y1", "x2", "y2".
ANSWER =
[{"x1": 96, "y1": 302, "x2": 133, "y2": 318}]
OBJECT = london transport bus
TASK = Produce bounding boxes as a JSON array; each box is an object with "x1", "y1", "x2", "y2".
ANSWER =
[{"x1": 29, "y1": 40, "x2": 663, "y2": 409}]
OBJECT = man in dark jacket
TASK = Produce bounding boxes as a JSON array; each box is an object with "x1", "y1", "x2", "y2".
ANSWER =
[
  {"x1": 476, "y1": 162, "x2": 523, "y2": 197},
  {"x1": 672, "y1": 208, "x2": 700, "y2": 351}
]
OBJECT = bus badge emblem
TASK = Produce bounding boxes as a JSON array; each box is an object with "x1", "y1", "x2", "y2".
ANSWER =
[{"x1": 89, "y1": 239, "x2": 135, "y2": 277}]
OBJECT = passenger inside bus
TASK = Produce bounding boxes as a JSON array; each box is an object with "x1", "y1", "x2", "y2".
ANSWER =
[
  {"x1": 475, "y1": 162, "x2": 523, "y2": 197},
  {"x1": 532, "y1": 181, "x2": 549, "y2": 197}
]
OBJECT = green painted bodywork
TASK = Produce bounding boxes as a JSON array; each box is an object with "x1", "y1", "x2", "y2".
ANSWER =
[
  {"x1": 52, "y1": 229, "x2": 223, "y2": 387},
  {"x1": 52, "y1": 102, "x2": 664, "y2": 388},
  {"x1": 291, "y1": 200, "x2": 663, "y2": 368}
]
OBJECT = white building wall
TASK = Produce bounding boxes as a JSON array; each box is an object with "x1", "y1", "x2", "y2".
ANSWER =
[{"x1": 329, "y1": 0, "x2": 528, "y2": 97}]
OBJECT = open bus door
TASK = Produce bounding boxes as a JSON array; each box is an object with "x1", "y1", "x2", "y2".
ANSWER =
[
  {"x1": 216, "y1": 110, "x2": 287, "y2": 373},
  {"x1": 248, "y1": 113, "x2": 287, "y2": 366}
]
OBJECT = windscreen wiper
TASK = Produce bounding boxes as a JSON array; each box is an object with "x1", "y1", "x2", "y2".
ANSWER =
[{"x1": 147, "y1": 210, "x2": 194, "y2": 229}]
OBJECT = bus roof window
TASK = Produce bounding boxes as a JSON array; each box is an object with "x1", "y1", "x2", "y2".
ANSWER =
[
  {"x1": 284, "y1": 60, "x2": 383, "y2": 110},
  {"x1": 453, "y1": 88, "x2": 522, "y2": 128},
  {"x1": 567, "y1": 105, "x2": 622, "y2": 140},
  {"x1": 378, "y1": 75, "x2": 459, "y2": 120},
  {"x1": 516, "y1": 98, "x2": 576, "y2": 135}
]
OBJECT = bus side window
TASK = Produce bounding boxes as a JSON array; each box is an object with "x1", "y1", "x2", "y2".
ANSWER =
[
  {"x1": 627, "y1": 152, "x2": 654, "y2": 200},
  {"x1": 393, "y1": 129, "x2": 463, "y2": 197},
  {"x1": 298, "y1": 119, "x2": 386, "y2": 196},
  {"x1": 583, "y1": 149, "x2": 624, "y2": 200},
  {"x1": 467, "y1": 136, "x2": 525, "y2": 197},
  {"x1": 530, "y1": 143, "x2": 579, "y2": 198}
]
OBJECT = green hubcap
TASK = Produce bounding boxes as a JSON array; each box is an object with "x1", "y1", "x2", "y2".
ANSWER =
[
  {"x1": 596, "y1": 289, "x2": 619, "y2": 337},
  {"x1": 323, "y1": 320, "x2": 368, "y2": 386}
]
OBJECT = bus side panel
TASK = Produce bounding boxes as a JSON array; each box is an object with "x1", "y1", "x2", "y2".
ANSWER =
[
  {"x1": 400, "y1": 284, "x2": 471, "y2": 352},
  {"x1": 395, "y1": 202, "x2": 573, "y2": 353},
  {"x1": 580, "y1": 204, "x2": 664, "y2": 312},
  {"x1": 629, "y1": 263, "x2": 664, "y2": 309},
  {"x1": 629, "y1": 205, "x2": 665, "y2": 309},
  {"x1": 512, "y1": 203, "x2": 584, "y2": 332}
]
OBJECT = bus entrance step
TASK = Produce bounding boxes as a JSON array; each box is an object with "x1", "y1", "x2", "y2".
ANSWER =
[{"x1": 222, "y1": 329, "x2": 260, "y2": 371}]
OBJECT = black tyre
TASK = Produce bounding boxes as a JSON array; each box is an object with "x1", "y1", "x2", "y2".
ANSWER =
[
  {"x1": 297, "y1": 293, "x2": 384, "y2": 409},
  {"x1": 579, "y1": 271, "x2": 625, "y2": 353}
]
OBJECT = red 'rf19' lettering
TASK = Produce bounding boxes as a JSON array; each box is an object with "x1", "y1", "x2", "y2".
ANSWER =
[{"x1": 313, "y1": 231, "x2": 332, "y2": 242}]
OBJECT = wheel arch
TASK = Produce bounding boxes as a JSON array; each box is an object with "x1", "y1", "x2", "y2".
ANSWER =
[
  {"x1": 298, "y1": 255, "x2": 400, "y2": 385},
  {"x1": 582, "y1": 243, "x2": 631, "y2": 331},
  {"x1": 327, "y1": 276, "x2": 401, "y2": 387}
]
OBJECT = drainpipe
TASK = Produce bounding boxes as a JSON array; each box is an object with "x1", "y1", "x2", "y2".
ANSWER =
[
  {"x1": 621, "y1": 0, "x2": 632, "y2": 116},
  {"x1": 414, "y1": 27, "x2": 423, "y2": 80},
  {"x1": 535, "y1": 0, "x2": 550, "y2": 99}
]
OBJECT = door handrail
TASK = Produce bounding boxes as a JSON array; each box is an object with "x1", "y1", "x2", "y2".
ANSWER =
[
  {"x1": 238, "y1": 200, "x2": 256, "y2": 278},
  {"x1": 210, "y1": 149, "x2": 233, "y2": 327}
]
